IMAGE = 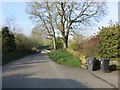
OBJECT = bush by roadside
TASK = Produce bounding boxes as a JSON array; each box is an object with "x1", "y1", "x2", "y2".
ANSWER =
[
  {"x1": 98, "y1": 24, "x2": 119, "y2": 60},
  {"x1": 2, "y1": 48, "x2": 38, "y2": 65},
  {"x1": 2, "y1": 27, "x2": 41, "y2": 65},
  {"x1": 67, "y1": 23, "x2": 119, "y2": 70}
]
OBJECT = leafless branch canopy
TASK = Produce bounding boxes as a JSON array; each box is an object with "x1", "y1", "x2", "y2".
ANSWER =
[{"x1": 26, "y1": 0, "x2": 107, "y2": 48}]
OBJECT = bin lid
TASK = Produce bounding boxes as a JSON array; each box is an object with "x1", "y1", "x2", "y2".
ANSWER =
[
  {"x1": 99, "y1": 58, "x2": 110, "y2": 61},
  {"x1": 87, "y1": 57, "x2": 96, "y2": 60}
]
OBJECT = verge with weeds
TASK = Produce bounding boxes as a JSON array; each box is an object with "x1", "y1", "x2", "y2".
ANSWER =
[{"x1": 48, "y1": 50, "x2": 82, "y2": 67}]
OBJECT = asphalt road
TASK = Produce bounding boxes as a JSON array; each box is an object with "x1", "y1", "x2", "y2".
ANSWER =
[{"x1": 2, "y1": 51, "x2": 115, "y2": 88}]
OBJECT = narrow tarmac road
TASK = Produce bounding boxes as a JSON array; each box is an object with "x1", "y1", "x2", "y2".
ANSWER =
[{"x1": 2, "y1": 51, "x2": 115, "y2": 88}]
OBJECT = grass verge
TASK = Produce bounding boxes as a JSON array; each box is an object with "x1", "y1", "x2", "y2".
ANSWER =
[{"x1": 48, "y1": 50, "x2": 82, "y2": 67}]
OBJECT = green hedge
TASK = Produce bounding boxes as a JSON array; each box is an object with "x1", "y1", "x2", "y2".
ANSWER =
[
  {"x1": 2, "y1": 48, "x2": 35, "y2": 65},
  {"x1": 98, "y1": 24, "x2": 119, "y2": 60}
]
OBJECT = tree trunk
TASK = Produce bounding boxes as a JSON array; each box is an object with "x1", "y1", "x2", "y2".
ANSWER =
[
  {"x1": 52, "y1": 36, "x2": 57, "y2": 50},
  {"x1": 63, "y1": 36, "x2": 68, "y2": 49}
]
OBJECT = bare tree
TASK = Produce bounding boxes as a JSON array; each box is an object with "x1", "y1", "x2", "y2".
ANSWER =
[
  {"x1": 31, "y1": 26, "x2": 48, "y2": 45},
  {"x1": 6, "y1": 16, "x2": 16, "y2": 34},
  {"x1": 6, "y1": 16, "x2": 21, "y2": 34},
  {"x1": 55, "y1": 1, "x2": 107, "y2": 48},
  {"x1": 26, "y1": 2, "x2": 57, "y2": 50},
  {"x1": 26, "y1": 0, "x2": 107, "y2": 49}
]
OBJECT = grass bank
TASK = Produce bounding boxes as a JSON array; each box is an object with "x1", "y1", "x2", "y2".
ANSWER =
[{"x1": 48, "y1": 50, "x2": 82, "y2": 67}]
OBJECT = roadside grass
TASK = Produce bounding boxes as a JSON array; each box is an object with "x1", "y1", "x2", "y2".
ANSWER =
[{"x1": 48, "y1": 50, "x2": 82, "y2": 67}]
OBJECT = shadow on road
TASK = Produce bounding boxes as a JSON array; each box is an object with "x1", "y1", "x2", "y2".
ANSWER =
[
  {"x1": 2, "y1": 53, "x2": 89, "y2": 88},
  {"x1": 2, "y1": 53, "x2": 51, "y2": 72},
  {"x1": 2, "y1": 73, "x2": 89, "y2": 88},
  {"x1": 2, "y1": 52, "x2": 118, "y2": 89}
]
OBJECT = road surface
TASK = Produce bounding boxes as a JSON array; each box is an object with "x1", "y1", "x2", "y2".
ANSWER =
[{"x1": 2, "y1": 51, "x2": 115, "y2": 88}]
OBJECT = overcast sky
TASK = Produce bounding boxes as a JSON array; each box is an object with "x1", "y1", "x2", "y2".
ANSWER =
[{"x1": 0, "y1": 1, "x2": 118, "y2": 37}]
